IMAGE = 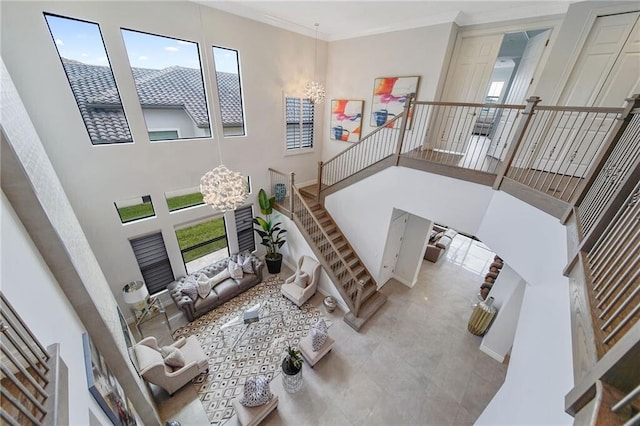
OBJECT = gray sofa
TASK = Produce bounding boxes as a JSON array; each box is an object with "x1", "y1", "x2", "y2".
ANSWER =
[
  {"x1": 424, "y1": 226, "x2": 458, "y2": 263},
  {"x1": 167, "y1": 252, "x2": 264, "y2": 322}
]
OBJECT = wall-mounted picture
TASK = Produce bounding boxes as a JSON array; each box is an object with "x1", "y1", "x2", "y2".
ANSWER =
[
  {"x1": 370, "y1": 76, "x2": 420, "y2": 128},
  {"x1": 330, "y1": 99, "x2": 364, "y2": 143},
  {"x1": 82, "y1": 333, "x2": 137, "y2": 426}
]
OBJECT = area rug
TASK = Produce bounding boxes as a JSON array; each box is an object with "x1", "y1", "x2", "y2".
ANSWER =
[{"x1": 172, "y1": 276, "x2": 324, "y2": 425}]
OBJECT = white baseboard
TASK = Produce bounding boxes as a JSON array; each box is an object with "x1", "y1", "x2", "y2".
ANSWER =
[
  {"x1": 479, "y1": 343, "x2": 505, "y2": 363},
  {"x1": 392, "y1": 275, "x2": 415, "y2": 288}
]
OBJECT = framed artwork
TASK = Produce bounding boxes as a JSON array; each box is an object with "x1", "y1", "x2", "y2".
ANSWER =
[
  {"x1": 82, "y1": 333, "x2": 137, "y2": 426},
  {"x1": 330, "y1": 99, "x2": 364, "y2": 142},
  {"x1": 370, "y1": 76, "x2": 420, "y2": 128}
]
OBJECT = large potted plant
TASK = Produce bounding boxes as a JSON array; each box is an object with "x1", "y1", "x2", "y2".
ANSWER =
[
  {"x1": 253, "y1": 188, "x2": 287, "y2": 274},
  {"x1": 281, "y1": 345, "x2": 304, "y2": 393}
]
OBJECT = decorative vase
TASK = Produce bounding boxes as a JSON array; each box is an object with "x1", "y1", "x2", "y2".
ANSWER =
[
  {"x1": 323, "y1": 296, "x2": 337, "y2": 313},
  {"x1": 274, "y1": 183, "x2": 286, "y2": 203},
  {"x1": 467, "y1": 296, "x2": 497, "y2": 336},
  {"x1": 281, "y1": 359, "x2": 303, "y2": 393},
  {"x1": 265, "y1": 254, "x2": 282, "y2": 274}
]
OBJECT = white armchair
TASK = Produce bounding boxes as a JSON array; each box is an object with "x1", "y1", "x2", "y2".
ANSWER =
[
  {"x1": 281, "y1": 256, "x2": 321, "y2": 307},
  {"x1": 132, "y1": 335, "x2": 208, "y2": 395}
]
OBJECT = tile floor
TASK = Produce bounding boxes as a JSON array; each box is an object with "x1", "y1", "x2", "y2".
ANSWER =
[{"x1": 139, "y1": 234, "x2": 508, "y2": 425}]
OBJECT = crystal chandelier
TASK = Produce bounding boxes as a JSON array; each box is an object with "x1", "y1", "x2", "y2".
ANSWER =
[{"x1": 305, "y1": 23, "x2": 325, "y2": 104}]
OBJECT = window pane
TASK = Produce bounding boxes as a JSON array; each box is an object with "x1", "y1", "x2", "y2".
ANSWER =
[
  {"x1": 44, "y1": 14, "x2": 133, "y2": 145},
  {"x1": 165, "y1": 187, "x2": 204, "y2": 212},
  {"x1": 176, "y1": 217, "x2": 228, "y2": 273},
  {"x1": 285, "y1": 96, "x2": 313, "y2": 150},
  {"x1": 121, "y1": 29, "x2": 210, "y2": 141},
  {"x1": 115, "y1": 195, "x2": 155, "y2": 223},
  {"x1": 213, "y1": 46, "x2": 245, "y2": 137},
  {"x1": 149, "y1": 130, "x2": 179, "y2": 141}
]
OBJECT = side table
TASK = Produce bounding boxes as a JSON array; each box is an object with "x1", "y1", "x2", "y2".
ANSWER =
[{"x1": 133, "y1": 295, "x2": 171, "y2": 338}]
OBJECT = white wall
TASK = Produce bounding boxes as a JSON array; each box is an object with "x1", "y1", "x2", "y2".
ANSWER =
[
  {"x1": 143, "y1": 108, "x2": 208, "y2": 139},
  {"x1": 394, "y1": 213, "x2": 431, "y2": 288},
  {"x1": 480, "y1": 264, "x2": 527, "y2": 362},
  {"x1": 322, "y1": 22, "x2": 457, "y2": 161},
  {"x1": 476, "y1": 191, "x2": 573, "y2": 425},
  {"x1": 0, "y1": 1, "x2": 326, "y2": 314},
  {"x1": 1, "y1": 194, "x2": 111, "y2": 426},
  {"x1": 325, "y1": 166, "x2": 494, "y2": 283}
]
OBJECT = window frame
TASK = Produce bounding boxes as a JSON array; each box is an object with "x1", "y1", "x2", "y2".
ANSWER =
[
  {"x1": 175, "y1": 215, "x2": 229, "y2": 271},
  {"x1": 284, "y1": 95, "x2": 315, "y2": 155}
]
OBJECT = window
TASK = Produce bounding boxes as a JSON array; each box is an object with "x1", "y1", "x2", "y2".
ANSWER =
[
  {"x1": 235, "y1": 205, "x2": 255, "y2": 253},
  {"x1": 115, "y1": 195, "x2": 155, "y2": 223},
  {"x1": 285, "y1": 97, "x2": 314, "y2": 151},
  {"x1": 176, "y1": 217, "x2": 228, "y2": 273},
  {"x1": 121, "y1": 29, "x2": 211, "y2": 141},
  {"x1": 149, "y1": 130, "x2": 179, "y2": 141},
  {"x1": 165, "y1": 186, "x2": 204, "y2": 212},
  {"x1": 213, "y1": 46, "x2": 246, "y2": 136},
  {"x1": 44, "y1": 14, "x2": 133, "y2": 145},
  {"x1": 487, "y1": 81, "x2": 504, "y2": 98},
  {"x1": 130, "y1": 232, "x2": 174, "y2": 295}
]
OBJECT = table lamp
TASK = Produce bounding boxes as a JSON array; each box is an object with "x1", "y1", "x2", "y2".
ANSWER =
[{"x1": 122, "y1": 280, "x2": 148, "y2": 311}]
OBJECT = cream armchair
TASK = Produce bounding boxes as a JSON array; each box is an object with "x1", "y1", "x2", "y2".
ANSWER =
[
  {"x1": 133, "y1": 335, "x2": 208, "y2": 395},
  {"x1": 281, "y1": 256, "x2": 321, "y2": 307}
]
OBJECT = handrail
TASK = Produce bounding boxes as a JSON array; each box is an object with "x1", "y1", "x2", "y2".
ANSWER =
[
  {"x1": 414, "y1": 100, "x2": 526, "y2": 109},
  {"x1": 291, "y1": 186, "x2": 364, "y2": 311},
  {"x1": 267, "y1": 167, "x2": 288, "y2": 177},
  {"x1": 322, "y1": 112, "x2": 404, "y2": 165}
]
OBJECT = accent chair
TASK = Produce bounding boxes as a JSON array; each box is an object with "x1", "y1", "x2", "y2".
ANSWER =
[{"x1": 281, "y1": 255, "x2": 321, "y2": 307}]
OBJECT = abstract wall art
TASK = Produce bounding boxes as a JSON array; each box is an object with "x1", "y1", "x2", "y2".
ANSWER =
[
  {"x1": 370, "y1": 76, "x2": 420, "y2": 128},
  {"x1": 330, "y1": 99, "x2": 364, "y2": 142}
]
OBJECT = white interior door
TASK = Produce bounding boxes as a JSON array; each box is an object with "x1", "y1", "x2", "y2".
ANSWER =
[
  {"x1": 429, "y1": 33, "x2": 504, "y2": 153},
  {"x1": 379, "y1": 213, "x2": 408, "y2": 287},
  {"x1": 488, "y1": 29, "x2": 551, "y2": 160},
  {"x1": 529, "y1": 12, "x2": 640, "y2": 175}
]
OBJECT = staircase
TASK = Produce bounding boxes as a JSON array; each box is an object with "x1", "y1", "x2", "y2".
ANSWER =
[{"x1": 291, "y1": 184, "x2": 386, "y2": 331}]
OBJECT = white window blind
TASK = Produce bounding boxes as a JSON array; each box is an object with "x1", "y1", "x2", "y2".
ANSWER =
[{"x1": 285, "y1": 97, "x2": 314, "y2": 150}]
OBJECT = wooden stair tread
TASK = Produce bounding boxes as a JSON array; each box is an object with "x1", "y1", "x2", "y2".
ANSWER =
[{"x1": 344, "y1": 292, "x2": 387, "y2": 331}]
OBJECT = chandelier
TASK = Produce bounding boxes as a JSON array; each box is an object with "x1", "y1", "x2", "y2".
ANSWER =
[
  {"x1": 305, "y1": 23, "x2": 325, "y2": 104},
  {"x1": 200, "y1": 164, "x2": 248, "y2": 212}
]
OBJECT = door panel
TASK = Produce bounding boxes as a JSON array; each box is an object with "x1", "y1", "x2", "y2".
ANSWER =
[{"x1": 379, "y1": 213, "x2": 408, "y2": 287}]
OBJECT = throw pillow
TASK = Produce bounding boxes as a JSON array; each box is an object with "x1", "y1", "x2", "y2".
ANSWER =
[
  {"x1": 239, "y1": 375, "x2": 272, "y2": 407},
  {"x1": 160, "y1": 346, "x2": 185, "y2": 368},
  {"x1": 228, "y1": 260, "x2": 243, "y2": 280},
  {"x1": 310, "y1": 318, "x2": 328, "y2": 351},
  {"x1": 240, "y1": 256, "x2": 254, "y2": 275},
  {"x1": 180, "y1": 276, "x2": 198, "y2": 302},
  {"x1": 197, "y1": 279, "x2": 212, "y2": 299},
  {"x1": 294, "y1": 271, "x2": 309, "y2": 288},
  {"x1": 210, "y1": 269, "x2": 231, "y2": 287}
]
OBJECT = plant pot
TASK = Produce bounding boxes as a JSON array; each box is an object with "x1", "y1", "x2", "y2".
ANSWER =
[
  {"x1": 281, "y1": 359, "x2": 303, "y2": 393},
  {"x1": 265, "y1": 254, "x2": 282, "y2": 274}
]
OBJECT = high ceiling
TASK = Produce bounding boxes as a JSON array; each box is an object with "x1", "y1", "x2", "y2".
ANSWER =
[{"x1": 197, "y1": 1, "x2": 573, "y2": 41}]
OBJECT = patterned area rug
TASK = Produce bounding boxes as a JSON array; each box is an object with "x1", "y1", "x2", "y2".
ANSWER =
[{"x1": 172, "y1": 276, "x2": 323, "y2": 425}]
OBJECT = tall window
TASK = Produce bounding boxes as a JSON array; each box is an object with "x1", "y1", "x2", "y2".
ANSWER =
[
  {"x1": 213, "y1": 46, "x2": 246, "y2": 137},
  {"x1": 176, "y1": 217, "x2": 228, "y2": 273},
  {"x1": 121, "y1": 29, "x2": 211, "y2": 141},
  {"x1": 285, "y1": 97, "x2": 314, "y2": 151},
  {"x1": 234, "y1": 205, "x2": 255, "y2": 253},
  {"x1": 130, "y1": 232, "x2": 174, "y2": 295},
  {"x1": 115, "y1": 195, "x2": 155, "y2": 224},
  {"x1": 44, "y1": 14, "x2": 133, "y2": 145}
]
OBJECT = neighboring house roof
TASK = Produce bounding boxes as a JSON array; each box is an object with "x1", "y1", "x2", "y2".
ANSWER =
[{"x1": 61, "y1": 58, "x2": 243, "y2": 144}]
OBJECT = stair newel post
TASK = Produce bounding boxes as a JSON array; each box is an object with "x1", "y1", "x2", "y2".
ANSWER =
[
  {"x1": 493, "y1": 96, "x2": 541, "y2": 190},
  {"x1": 289, "y1": 172, "x2": 295, "y2": 219},
  {"x1": 394, "y1": 92, "x2": 414, "y2": 166},
  {"x1": 354, "y1": 280, "x2": 365, "y2": 316},
  {"x1": 317, "y1": 161, "x2": 323, "y2": 202}
]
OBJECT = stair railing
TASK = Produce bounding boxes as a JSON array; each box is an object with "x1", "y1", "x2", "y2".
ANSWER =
[
  {"x1": 268, "y1": 168, "x2": 294, "y2": 218},
  {"x1": 291, "y1": 185, "x2": 364, "y2": 315}
]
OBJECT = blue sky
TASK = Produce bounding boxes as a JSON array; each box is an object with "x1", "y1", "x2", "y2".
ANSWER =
[{"x1": 45, "y1": 15, "x2": 238, "y2": 73}]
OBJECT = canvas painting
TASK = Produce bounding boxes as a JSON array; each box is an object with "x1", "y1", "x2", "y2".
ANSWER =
[
  {"x1": 82, "y1": 333, "x2": 137, "y2": 426},
  {"x1": 330, "y1": 99, "x2": 364, "y2": 142},
  {"x1": 370, "y1": 76, "x2": 420, "y2": 128}
]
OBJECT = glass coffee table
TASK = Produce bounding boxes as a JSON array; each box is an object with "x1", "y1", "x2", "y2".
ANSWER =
[{"x1": 219, "y1": 301, "x2": 286, "y2": 351}]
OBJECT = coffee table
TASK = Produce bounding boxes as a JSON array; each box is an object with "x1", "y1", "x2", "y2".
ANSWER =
[{"x1": 219, "y1": 301, "x2": 286, "y2": 351}]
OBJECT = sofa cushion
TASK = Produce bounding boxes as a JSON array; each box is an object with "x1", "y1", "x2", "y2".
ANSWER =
[
  {"x1": 310, "y1": 319, "x2": 328, "y2": 351},
  {"x1": 294, "y1": 271, "x2": 309, "y2": 288},
  {"x1": 181, "y1": 277, "x2": 198, "y2": 302},
  {"x1": 211, "y1": 269, "x2": 231, "y2": 287},
  {"x1": 228, "y1": 260, "x2": 243, "y2": 280},
  {"x1": 237, "y1": 255, "x2": 255, "y2": 275},
  {"x1": 197, "y1": 279, "x2": 212, "y2": 299},
  {"x1": 239, "y1": 375, "x2": 272, "y2": 407},
  {"x1": 160, "y1": 346, "x2": 185, "y2": 368},
  {"x1": 194, "y1": 291, "x2": 220, "y2": 312},
  {"x1": 213, "y1": 279, "x2": 240, "y2": 301}
]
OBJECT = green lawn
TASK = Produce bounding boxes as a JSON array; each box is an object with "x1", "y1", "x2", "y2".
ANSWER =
[
  {"x1": 166, "y1": 192, "x2": 204, "y2": 211},
  {"x1": 176, "y1": 217, "x2": 228, "y2": 263},
  {"x1": 117, "y1": 202, "x2": 155, "y2": 223}
]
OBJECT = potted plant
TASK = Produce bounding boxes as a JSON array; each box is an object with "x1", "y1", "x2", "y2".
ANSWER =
[
  {"x1": 281, "y1": 345, "x2": 304, "y2": 393},
  {"x1": 253, "y1": 188, "x2": 287, "y2": 274}
]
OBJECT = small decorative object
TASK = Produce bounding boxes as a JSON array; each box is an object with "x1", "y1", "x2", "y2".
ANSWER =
[
  {"x1": 370, "y1": 76, "x2": 420, "y2": 128},
  {"x1": 330, "y1": 99, "x2": 364, "y2": 142},
  {"x1": 304, "y1": 23, "x2": 325, "y2": 104},
  {"x1": 281, "y1": 346, "x2": 304, "y2": 393},
  {"x1": 253, "y1": 189, "x2": 287, "y2": 274},
  {"x1": 468, "y1": 296, "x2": 497, "y2": 336},
  {"x1": 165, "y1": 421, "x2": 181, "y2": 426},
  {"x1": 323, "y1": 296, "x2": 337, "y2": 313},
  {"x1": 274, "y1": 183, "x2": 286, "y2": 203},
  {"x1": 122, "y1": 280, "x2": 148, "y2": 311}
]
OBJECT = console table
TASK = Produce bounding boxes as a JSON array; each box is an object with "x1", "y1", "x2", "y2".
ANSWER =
[{"x1": 133, "y1": 295, "x2": 171, "y2": 337}]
